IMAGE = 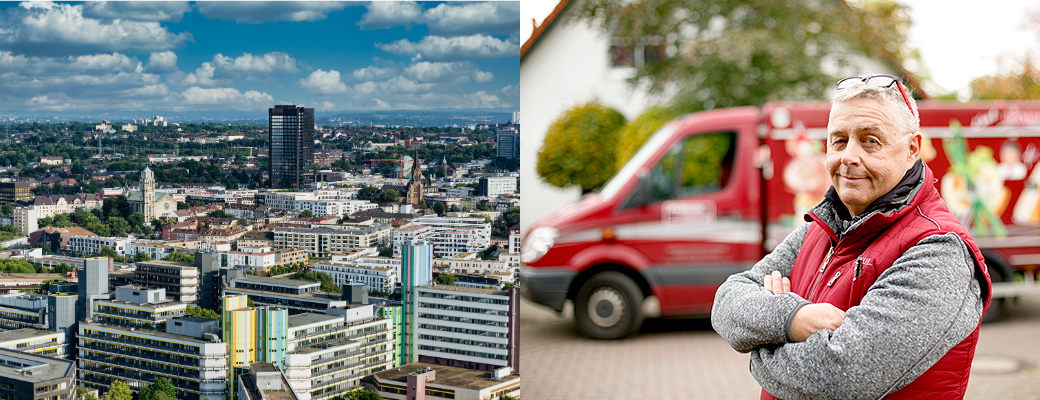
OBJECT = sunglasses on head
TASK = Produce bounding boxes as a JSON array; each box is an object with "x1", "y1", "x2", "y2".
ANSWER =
[{"x1": 836, "y1": 75, "x2": 916, "y2": 117}]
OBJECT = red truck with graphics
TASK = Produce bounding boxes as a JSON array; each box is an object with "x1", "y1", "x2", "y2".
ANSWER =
[{"x1": 520, "y1": 102, "x2": 1040, "y2": 339}]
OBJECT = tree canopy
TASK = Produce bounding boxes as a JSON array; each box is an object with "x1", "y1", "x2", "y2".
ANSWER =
[{"x1": 435, "y1": 273, "x2": 458, "y2": 286}]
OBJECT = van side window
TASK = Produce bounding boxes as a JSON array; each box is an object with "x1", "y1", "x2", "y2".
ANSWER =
[{"x1": 646, "y1": 131, "x2": 736, "y2": 203}]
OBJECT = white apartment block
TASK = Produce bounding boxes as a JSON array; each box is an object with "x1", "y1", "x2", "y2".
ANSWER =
[
  {"x1": 67, "y1": 236, "x2": 128, "y2": 256},
  {"x1": 411, "y1": 218, "x2": 491, "y2": 258},
  {"x1": 29, "y1": 195, "x2": 103, "y2": 219},
  {"x1": 435, "y1": 257, "x2": 514, "y2": 275},
  {"x1": 508, "y1": 228, "x2": 520, "y2": 254},
  {"x1": 274, "y1": 225, "x2": 392, "y2": 257},
  {"x1": 13, "y1": 206, "x2": 37, "y2": 234},
  {"x1": 311, "y1": 260, "x2": 398, "y2": 293},
  {"x1": 0, "y1": 329, "x2": 65, "y2": 358},
  {"x1": 222, "y1": 246, "x2": 308, "y2": 274},
  {"x1": 294, "y1": 199, "x2": 377, "y2": 218},
  {"x1": 392, "y1": 224, "x2": 435, "y2": 258},
  {"x1": 413, "y1": 285, "x2": 510, "y2": 369},
  {"x1": 479, "y1": 177, "x2": 517, "y2": 197},
  {"x1": 125, "y1": 240, "x2": 201, "y2": 260},
  {"x1": 443, "y1": 187, "x2": 475, "y2": 197}
]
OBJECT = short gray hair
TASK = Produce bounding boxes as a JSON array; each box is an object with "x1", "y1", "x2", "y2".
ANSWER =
[{"x1": 831, "y1": 76, "x2": 920, "y2": 142}]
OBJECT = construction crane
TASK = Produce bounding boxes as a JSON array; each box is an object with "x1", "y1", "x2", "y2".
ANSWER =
[{"x1": 232, "y1": 146, "x2": 257, "y2": 157}]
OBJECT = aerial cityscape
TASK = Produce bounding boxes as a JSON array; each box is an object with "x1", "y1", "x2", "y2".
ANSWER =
[{"x1": 0, "y1": 2, "x2": 520, "y2": 400}]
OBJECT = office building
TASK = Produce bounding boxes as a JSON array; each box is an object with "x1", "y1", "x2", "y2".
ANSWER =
[
  {"x1": 273, "y1": 226, "x2": 391, "y2": 258},
  {"x1": 195, "y1": 252, "x2": 221, "y2": 310},
  {"x1": 222, "y1": 276, "x2": 346, "y2": 315},
  {"x1": 411, "y1": 285, "x2": 512, "y2": 372},
  {"x1": 0, "y1": 182, "x2": 31, "y2": 204},
  {"x1": 411, "y1": 218, "x2": 491, "y2": 258},
  {"x1": 477, "y1": 177, "x2": 517, "y2": 197},
  {"x1": 237, "y1": 362, "x2": 300, "y2": 400},
  {"x1": 495, "y1": 127, "x2": 519, "y2": 159},
  {"x1": 311, "y1": 261, "x2": 398, "y2": 294},
  {"x1": 391, "y1": 225, "x2": 435, "y2": 259},
  {"x1": 0, "y1": 328, "x2": 65, "y2": 358},
  {"x1": 66, "y1": 236, "x2": 128, "y2": 257},
  {"x1": 399, "y1": 244, "x2": 432, "y2": 366},
  {"x1": 0, "y1": 292, "x2": 49, "y2": 331},
  {"x1": 93, "y1": 286, "x2": 187, "y2": 331},
  {"x1": 134, "y1": 260, "x2": 200, "y2": 304},
  {"x1": 270, "y1": 104, "x2": 316, "y2": 189},
  {"x1": 78, "y1": 258, "x2": 110, "y2": 324},
  {"x1": 0, "y1": 348, "x2": 76, "y2": 400}
]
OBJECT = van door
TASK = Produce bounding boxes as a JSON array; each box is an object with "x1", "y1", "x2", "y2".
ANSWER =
[{"x1": 611, "y1": 129, "x2": 759, "y2": 315}]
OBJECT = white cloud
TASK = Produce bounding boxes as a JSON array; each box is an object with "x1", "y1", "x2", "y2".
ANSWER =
[
  {"x1": 212, "y1": 52, "x2": 299, "y2": 76},
  {"x1": 0, "y1": 2, "x2": 191, "y2": 56},
  {"x1": 421, "y1": 2, "x2": 519, "y2": 36},
  {"x1": 349, "y1": 65, "x2": 399, "y2": 81},
  {"x1": 122, "y1": 84, "x2": 170, "y2": 98},
  {"x1": 82, "y1": 1, "x2": 192, "y2": 22},
  {"x1": 179, "y1": 87, "x2": 274, "y2": 109},
  {"x1": 144, "y1": 51, "x2": 178, "y2": 74},
  {"x1": 376, "y1": 34, "x2": 519, "y2": 61},
  {"x1": 474, "y1": 70, "x2": 494, "y2": 83},
  {"x1": 383, "y1": 77, "x2": 435, "y2": 93},
  {"x1": 356, "y1": 1, "x2": 423, "y2": 30},
  {"x1": 297, "y1": 69, "x2": 349, "y2": 94},
  {"x1": 196, "y1": 2, "x2": 351, "y2": 24},
  {"x1": 170, "y1": 62, "x2": 221, "y2": 87},
  {"x1": 403, "y1": 61, "x2": 493, "y2": 83},
  {"x1": 372, "y1": 98, "x2": 391, "y2": 110}
]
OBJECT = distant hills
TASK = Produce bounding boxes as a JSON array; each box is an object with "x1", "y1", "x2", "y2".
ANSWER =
[{"x1": 1, "y1": 108, "x2": 518, "y2": 127}]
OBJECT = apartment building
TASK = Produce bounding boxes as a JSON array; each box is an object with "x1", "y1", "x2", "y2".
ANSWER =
[
  {"x1": 411, "y1": 218, "x2": 491, "y2": 258},
  {"x1": 25, "y1": 194, "x2": 103, "y2": 219},
  {"x1": 435, "y1": 256, "x2": 514, "y2": 275},
  {"x1": 124, "y1": 240, "x2": 201, "y2": 260},
  {"x1": 391, "y1": 225, "x2": 434, "y2": 259},
  {"x1": 283, "y1": 311, "x2": 394, "y2": 400},
  {"x1": 221, "y1": 247, "x2": 308, "y2": 275},
  {"x1": 66, "y1": 236, "x2": 128, "y2": 257},
  {"x1": 93, "y1": 286, "x2": 187, "y2": 331},
  {"x1": 311, "y1": 261, "x2": 398, "y2": 293},
  {"x1": 508, "y1": 228, "x2": 520, "y2": 254},
  {"x1": 477, "y1": 177, "x2": 517, "y2": 197},
  {"x1": 12, "y1": 204, "x2": 36, "y2": 234},
  {"x1": 133, "y1": 260, "x2": 200, "y2": 304},
  {"x1": 273, "y1": 226, "x2": 391, "y2": 258}
]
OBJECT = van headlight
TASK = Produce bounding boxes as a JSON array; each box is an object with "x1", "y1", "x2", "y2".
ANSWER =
[{"x1": 521, "y1": 227, "x2": 559, "y2": 264}]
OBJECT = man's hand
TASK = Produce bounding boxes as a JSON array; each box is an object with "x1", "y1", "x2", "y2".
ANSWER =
[
  {"x1": 790, "y1": 303, "x2": 846, "y2": 342},
  {"x1": 762, "y1": 270, "x2": 791, "y2": 294}
]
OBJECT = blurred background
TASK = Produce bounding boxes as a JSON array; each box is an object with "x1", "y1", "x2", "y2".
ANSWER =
[{"x1": 519, "y1": 0, "x2": 1040, "y2": 398}]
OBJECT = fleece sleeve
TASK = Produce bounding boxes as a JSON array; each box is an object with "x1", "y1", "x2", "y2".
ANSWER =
[
  {"x1": 749, "y1": 233, "x2": 984, "y2": 400},
  {"x1": 711, "y1": 221, "x2": 813, "y2": 352}
]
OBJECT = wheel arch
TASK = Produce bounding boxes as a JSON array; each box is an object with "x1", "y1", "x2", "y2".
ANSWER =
[{"x1": 567, "y1": 263, "x2": 653, "y2": 303}]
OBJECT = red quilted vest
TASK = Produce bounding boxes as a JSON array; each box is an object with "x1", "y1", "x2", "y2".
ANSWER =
[{"x1": 761, "y1": 165, "x2": 991, "y2": 400}]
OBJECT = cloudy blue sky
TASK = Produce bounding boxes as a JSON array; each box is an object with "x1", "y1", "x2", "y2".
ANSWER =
[{"x1": 0, "y1": 1, "x2": 520, "y2": 113}]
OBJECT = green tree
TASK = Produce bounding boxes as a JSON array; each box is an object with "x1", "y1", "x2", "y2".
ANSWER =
[
  {"x1": 1, "y1": 203, "x2": 11, "y2": 216},
  {"x1": 107, "y1": 216, "x2": 130, "y2": 236},
  {"x1": 346, "y1": 390, "x2": 383, "y2": 400},
  {"x1": 435, "y1": 273, "x2": 458, "y2": 286},
  {"x1": 163, "y1": 251, "x2": 195, "y2": 264},
  {"x1": 358, "y1": 186, "x2": 380, "y2": 201},
  {"x1": 97, "y1": 245, "x2": 119, "y2": 259},
  {"x1": 208, "y1": 210, "x2": 231, "y2": 218},
  {"x1": 186, "y1": 306, "x2": 221, "y2": 320},
  {"x1": 537, "y1": 102, "x2": 626, "y2": 193},
  {"x1": 134, "y1": 252, "x2": 153, "y2": 262},
  {"x1": 432, "y1": 202, "x2": 446, "y2": 216},
  {"x1": 376, "y1": 189, "x2": 399, "y2": 204},
  {"x1": 299, "y1": 210, "x2": 314, "y2": 218},
  {"x1": 615, "y1": 106, "x2": 682, "y2": 169},
  {"x1": 573, "y1": 0, "x2": 919, "y2": 113},
  {"x1": 138, "y1": 377, "x2": 176, "y2": 400},
  {"x1": 105, "y1": 380, "x2": 133, "y2": 400}
]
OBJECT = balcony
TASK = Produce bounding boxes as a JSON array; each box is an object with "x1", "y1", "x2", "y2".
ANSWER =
[
  {"x1": 7, "y1": 341, "x2": 61, "y2": 352},
  {"x1": 293, "y1": 326, "x2": 345, "y2": 341},
  {"x1": 81, "y1": 365, "x2": 207, "y2": 393},
  {"x1": 81, "y1": 332, "x2": 202, "y2": 358},
  {"x1": 307, "y1": 350, "x2": 362, "y2": 367},
  {"x1": 82, "y1": 354, "x2": 203, "y2": 381},
  {"x1": 312, "y1": 372, "x2": 364, "y2": 390},
  {"x1": 81, "y1": 343, "x2": 210, "y2": 369},
  {"x1": 345, "y1": 327, "x2": 389, "y2": 341},
  {"x1": 95, "y1": 308, "x2": 181, "y2": 322}
]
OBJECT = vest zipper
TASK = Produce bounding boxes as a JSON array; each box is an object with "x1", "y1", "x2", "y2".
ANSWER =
[{"x1": 808, "y1": 246, "x2": 835, "y2": 302}]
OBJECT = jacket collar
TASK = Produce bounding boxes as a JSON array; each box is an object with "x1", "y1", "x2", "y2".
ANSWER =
[{"x1": 806, "y1": 159, "x2": 932, "y2": 242}]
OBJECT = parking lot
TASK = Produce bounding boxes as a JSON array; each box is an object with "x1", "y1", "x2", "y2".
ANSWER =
[{"x1": 520, "y1": 294, "x2": 1040, "y2": 399}]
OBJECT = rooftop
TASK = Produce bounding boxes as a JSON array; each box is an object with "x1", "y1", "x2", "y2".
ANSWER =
[
  {"x1": 287, "y1": 312, "x2": 342, "y2": 328},
  {"x1": 0, "y1": 329, "x2": 60, "y2": 343},
  {"x1": 81, "y1": 322, "x2": 214, "y2": 344},
  {"x1": 235, "y1": 275, "x2": 319, "y2": 288},
  {"x1": 419, "y1": 284, "x2": 508, "y2": 296},
  {"x1": 374, "y1": 362, "x2": 519, "y2": 391},
  {"x1": 136, "y1": 260, "x2": 196, "y2": 270},
  {"x1": 0, "y1": 348, "x2": 74, "y2": 383},
  {"x1": 222, "y1": 287, "x2": 345, "y2": 303}
]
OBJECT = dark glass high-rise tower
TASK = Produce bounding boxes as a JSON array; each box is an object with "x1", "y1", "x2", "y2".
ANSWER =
[{"x1": 269, "y1": 104, "x2": 315, "y2": 189}]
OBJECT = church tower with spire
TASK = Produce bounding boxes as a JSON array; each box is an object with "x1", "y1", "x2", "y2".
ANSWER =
[
  {"x1": 142, "y1": 167, "x2": 156, "y2": 220},
  {"x1": 405, "y1": 152, "x2": 424, "y2": 205}
]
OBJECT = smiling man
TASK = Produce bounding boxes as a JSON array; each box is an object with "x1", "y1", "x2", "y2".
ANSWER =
[{"x1": 711, "y1": 75, "x2": 992, "y2": 399}]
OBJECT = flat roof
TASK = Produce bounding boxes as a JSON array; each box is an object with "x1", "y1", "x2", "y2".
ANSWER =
[
  {"x1": 80, "y1": 322, "x2": 212, "y2": 344},
  {"x1": 136, "y1": 260, "x2": 196, "y2": 270},
  {"x1": 235, "y1": 275, "x2": 319, "y2": 288},
  {"x1": 419, "y1": 284, "x2": 508, "y2": 296},
  {"x1": 374, "y1": 362, "x2": 518, "y2": 391},
  {"x1": 0, "y1": 348, "x2": 74, "y2": 383},
  {"x1": 223, "y1": 287, "x2": 345, "y2": 303},
  {"x1": 0, "y1": 328, "x2": 60, "y2": 343},
  {"x1": 288, "y1": 313, "x2": 342, "y2": 328},
  {"x1": 250, "y1": 362, "x2": 278, "y2": 372},
  {"x1": 290, "y1": 336, "x2": 358, "y2": 355}
]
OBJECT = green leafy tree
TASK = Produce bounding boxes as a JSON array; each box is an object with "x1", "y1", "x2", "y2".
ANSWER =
[
  {"x1": 107, "y1": 216, "x2": 130, "y2": 237},
  {"x1": 299, "y1": 210, "x2": 314, "y2": 218},
  {"x1": 134, "y1": 252, "x2": 153, "y2": 262},
  {"x1": 138, "y1": 377, "x2": 176, "y2": 400},
  {"x1": 376, "y1": 189, "x2": 399, "y2": 204},
  {"x1": 432, "y1": 202, "x2": 446, "y2": 216},
  {"x1": 97, "y1": 245, "x2": 119, "y2": 259},
  {"x1": 1, "y1": 203, "x2": 11, "y2": 216},
  {"x1": 537, "y1": 102, "x2": 626, "y2": 193},
  {"x1": 573, "y1": 0, "x2": 920, "y2": 113},
  {"x1": 163, "y1": 251, "x2": 195, "y2": 264},
  {"x1": 208, "y1": 210, "x2": 231, "y2": 218},
  {"x1": 435, "y1": 273, "x2": 458, "y2": 286},
  {"x1": 105, "y1": 380, "x2": 133, "y2": 400},
  {"x1": 615, "y1": 106, "x2": 682, "y2": 170},
  {"x1": 346, "y1": 390, "x2": 383, "y2": 400},
  {"x1": 186, "y1": 306, "x2": 221, "y2": 320},
  {"x1": 378, "y1": 248, "x2": 393, "y2": 257}
]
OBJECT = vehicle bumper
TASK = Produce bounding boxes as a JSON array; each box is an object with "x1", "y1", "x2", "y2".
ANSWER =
[{"x1": 519, "y1": 267, "x2": 576, "y2": 312}]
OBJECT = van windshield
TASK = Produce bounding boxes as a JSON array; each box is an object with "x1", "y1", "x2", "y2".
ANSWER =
[{"x1": 597, "y1": 120, "x2": 681, "y2": 200}]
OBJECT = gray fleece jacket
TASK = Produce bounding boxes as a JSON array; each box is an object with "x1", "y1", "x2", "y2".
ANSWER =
[{"x1": 711, "y1": 165, "x2": 984, "y2": 400}]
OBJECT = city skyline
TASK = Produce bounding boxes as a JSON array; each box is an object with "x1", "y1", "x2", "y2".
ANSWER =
[{"x1": 0, "y1": 1, "x2": 520, "y2": 114}]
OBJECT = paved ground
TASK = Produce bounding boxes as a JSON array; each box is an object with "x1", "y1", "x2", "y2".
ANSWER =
[{"x1": 520, "y1": 294, "x2": 1040, "y2": 399}]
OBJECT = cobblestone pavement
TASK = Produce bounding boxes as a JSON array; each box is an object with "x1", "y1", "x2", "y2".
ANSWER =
[{"x1": 521, "y1": 294, "x2": 1040, "y2": 399}]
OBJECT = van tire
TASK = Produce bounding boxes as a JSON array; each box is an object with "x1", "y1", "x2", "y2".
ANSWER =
[
  {"x1": 982, "y1": 257, "x2": 1009, "y2": 323},
  {"x1": 574, "y1": 271, "x2": 644, "y2": 339}
]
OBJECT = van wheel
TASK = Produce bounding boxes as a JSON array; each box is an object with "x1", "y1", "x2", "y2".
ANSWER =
[
  {"x1": 574, "y1": 271, "x2": 644, "y2": 339},
  {"x1": 982, "y1": 260, "x2": 1008, "y2": 323}
]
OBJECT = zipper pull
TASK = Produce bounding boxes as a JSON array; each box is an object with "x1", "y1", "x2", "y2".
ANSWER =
[
  {"x1": 820, "y1": 246, "x2": 835, "y2": 272},
  {"x1": 853, "y1": 257, "x2": 863, "y2": 282},
  {"x1": 826, "y1": 270, "x2": 842, "y2": 287}
]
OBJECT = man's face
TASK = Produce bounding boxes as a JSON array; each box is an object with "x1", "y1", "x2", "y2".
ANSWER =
[{"x1": 825, "y1": 97, "x2": 920, "y2": 216}]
